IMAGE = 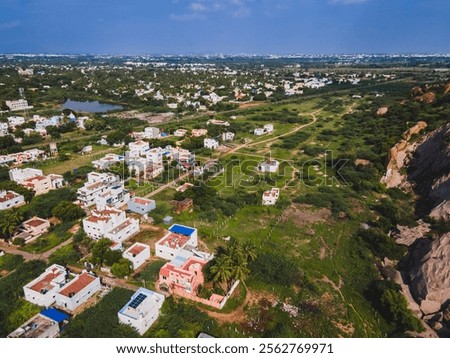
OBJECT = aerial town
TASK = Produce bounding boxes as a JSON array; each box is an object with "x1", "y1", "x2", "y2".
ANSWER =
[{"x1": 0, "y1": 53, "x2": 449, "y2": 339}]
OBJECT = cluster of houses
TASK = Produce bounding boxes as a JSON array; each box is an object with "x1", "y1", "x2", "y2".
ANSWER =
[
  {"x1": 0, "y1": 148, "x2": 47, "y2": 166},
  {"x1": 254, "y1": 124, "x2": 274, "y2": 136},
  {"x1": 9, "y1": 168, "x2": 65, "y2": 196}
]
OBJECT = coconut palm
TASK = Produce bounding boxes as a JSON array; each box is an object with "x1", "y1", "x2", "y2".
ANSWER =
[
  {"x1": 242, "y1": 241, "x2": 257, "y2": 262},
  {"x1": 0, "y1": 214, "x2": 19, "y2": 242},
  {"x1": 209, "y1": 255, "x2": 233, "y2": 289},
  {"x1": 231, "y1": 254, "x2": 250, "y2": 286}
]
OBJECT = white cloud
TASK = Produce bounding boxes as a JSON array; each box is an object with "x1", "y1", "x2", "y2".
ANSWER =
[
  {"x1": 171, "y1": 0, "x2": 253, "y2": 20},
  {"x1": 190, "y1": 2, "x2": 208, "y2": 11},
  {"x1": 0, "y1": 20, "x2": 20, "y2": 29},
  {"x1": 170, "y1": 12, "x2": 205, "y2": 21}
]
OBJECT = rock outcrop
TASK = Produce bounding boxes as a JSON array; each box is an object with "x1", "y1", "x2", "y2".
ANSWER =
[
  {"x1": 392, "y1": 220, "x2": 430, "y2": 246},
  {"x1": 380, "y1": 121, "x2": 427, "y2": 188},
  {"x1": 376, "y1": 106, "x2": 389, "y2": 116},
  {"x1": 409, "y1": 233, "x2": 450, "y2": 307}
]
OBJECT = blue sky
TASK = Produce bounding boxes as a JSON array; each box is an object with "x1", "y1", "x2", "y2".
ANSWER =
[{"x1": 0, "y1": 0, "x2": 449, "y2": 54}]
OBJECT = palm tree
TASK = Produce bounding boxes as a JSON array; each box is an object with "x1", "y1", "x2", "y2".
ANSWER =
[
  {"x1": 231, "y1": 254, "x2": 250, "y2": 287},
  {"x1": 0, "y1": 216, "x2": 19, "y2": 242},
  {"x1": 8, "y1": 208, "x2": 23, "y2": 226},
  {"x1": 242, "y1": 241, "x2": 257, "y2": 262},
  {"x1": 209, "y1": 255, "x2": 233, "y2": 290}
]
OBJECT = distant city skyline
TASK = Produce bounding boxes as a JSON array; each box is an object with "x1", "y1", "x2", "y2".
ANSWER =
[{"x1": 0, "y1": 0, "x2": 449, "y2": 55}]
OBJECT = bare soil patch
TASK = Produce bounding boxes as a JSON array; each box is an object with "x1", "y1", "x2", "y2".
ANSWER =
[{"x1": 282, "y1": 203, "x2": 331, "y2": 227}]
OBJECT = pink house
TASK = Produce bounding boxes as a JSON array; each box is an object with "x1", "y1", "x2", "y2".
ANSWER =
[{"x1": 158, "y1": 257, "x2": 206, "y2": 295}]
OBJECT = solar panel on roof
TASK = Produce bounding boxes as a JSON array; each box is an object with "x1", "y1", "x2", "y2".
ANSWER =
[{"x1": 129, "y1": 293, "x2": 147, "y2": 309}]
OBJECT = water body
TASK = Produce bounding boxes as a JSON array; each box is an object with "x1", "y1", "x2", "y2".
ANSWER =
[{"x1": 62, "y1": 99, "x2": 123, "y2": 113}]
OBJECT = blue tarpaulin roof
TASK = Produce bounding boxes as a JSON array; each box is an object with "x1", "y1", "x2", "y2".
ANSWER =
[
  {"x1": 170, "y1": 224, "x2": 195, "y2": 236},
  {"x1": 40, "y1": 308, "x2": 69, "y2": 323}
]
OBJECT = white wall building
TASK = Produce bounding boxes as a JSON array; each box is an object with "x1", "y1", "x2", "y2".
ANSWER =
[
  {"x1": 258, "y1": 159, "x2": 280, "y2": 173},
  {"x1": 264, "y1": 124, "x2": 274, "y2": 133},
  {"x1": 76, "y1": 172, "x2": 120, "y2": 208},
  {"x1": 55, "y1": 272, "x2": 101, "y2": 312},
  {"x1": 155, "y1": 224, "x2": 198, "y2": 261},
  {"x1": 262, "y1": 188, "x2": 280, "y2": 206},
  {"x1": 6, "y1": 99, "x2": 33, "y2": 112},
  {"x1": 92, "y1": 153, "x2": 125, "y2": 170},
  {"x1": 222, "y1": 132, "x2": 235, "y2": 142},
  {"x1": 254, "y1": 128, "x2": 265, "y2": 136},
  {"x1": 174, "y1": 129, "x2": 188, "y2": 137},
  {"x1": 0, "y1": 123, "x2": 9, "y2": 137},
  {"x1": 204, "y1": 138, "x2": 219, "y2": 150},
  {"x1": 94, "y1": 184, "x2": 130, "y2": 210},
  {"x1": 127, "y1": 197, "x2": 156, "y2": 215},
  {"x1": 128, "y1": 141, "x2": 150, "y2": 159},
  {"x1": 83, "y1": 207, "x2": 140, "y2": 243},
  {"x1": 123, "y1": 243, "x2": 151, "y2": 270},
  {"x1": 23, "y1": 264, "x2": 67, "y2": 307},
  {"x1": 118, "y1": 288, "x2": 165, "y2": 335},
  {"x1": 143, "y1": 127, "x2": 160, "y2": 139},
  {"x1": 0, "y1": 190, "x2": 25, "y2": 210},
  {"x1": 7, "y1": 116, "x2": 25, "y2": 127},
  {"x1": 9, "y1": 168, "x2": 44, "y2": 184}
]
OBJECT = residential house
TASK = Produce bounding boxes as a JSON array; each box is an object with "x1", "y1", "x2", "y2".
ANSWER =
[
  {"x1": 128, "y1": 140, "x2": 150, "y2": 159},
  {"x1": 0, "y1": 190, "x2": 25, "y2": 210},
  {"x1": 76, "y1": 172, "x2": 120, "y2": 208},
  {"x1": 158, "y1": 256, "x2": 207, "y2": 295},
  {"x1": 8, "y1": 312, "x2": 61, "y2": 338},
  {"x1": 207, "y1": 119, "x2": 230, "y2": 127},
  {"x1": 118, "y1": 288, "x2": 165, "y2": 335},
  {"x1": 264, "y1": 124, "x2": 274, "y2": 133},
  {"x1": 23, "y1": 264, "x2": 67, "y2": 307},
  {"x1": 55, "y1": 272, "x2": 101, "y2": 311},
  {"x1": 155, "y1": 224, "x2": 198, "y2": 260},
  {"x1": 7, "y1": 116, "x2": 25, "y2": 127},
  {"x1": 14, "y1": 217, "x2": 50, "y2": 244},
  {"x1": 9, "y1": 168, "x2": 44, "y2": 184},
  {"x1": 191, "y1": 129, "x2": 208, "y2": 137},
  {"x1": 123, "y1": 243, "x2": 151, "y2": 270},
  {"x1": 204, "y1": 138, "x2": 219, "y2": 150},
  {"x1": 143, "y1": 127, "x2": 160, "y2": 139},
  {"x1": 128, "y1": 197, "x2": 156, "y2": 215},
  {"x1": 82, "y1": 207, "x2": 140, "y2": 243},
  {"x1": 254, "y1": 128, "x2": 265, "y2": 136},
  {"x1": 94, "y1": 184, "x2": 130, "y2": 210},
  {"x1": 0, "y1": 123, "x2": 8, "y2": 137},
  {"x1": 174, "y1": 129, "x2": 188, "y2": 137},
  {"x1": 172, "y1": 198, "x2": 193, "y2": 214},
  {"x1": 258, "y1": 159, "x2": 280, "y2": 173},
  {"x1": 92, "y1": 153, "x2": 125, "y2": 170},
  {"x1": 175, "y1": 182, "x2": 194, "y2": 193},
  {"x1": 6, "y1": 99, "x2": 33, "y2": 112},
  {"x1": 262, "y1": 188, "x2": 280, "y2": 206},
  {"x1": 22, "y1": 174, "x2": 64, "y2": 195},
  {"x1": 221, "y1": 132, "x2": 235, "y2": 142}
]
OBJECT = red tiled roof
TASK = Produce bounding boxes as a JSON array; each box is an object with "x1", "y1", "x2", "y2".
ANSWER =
[
  {"x1": 30, "y1": 272, "x2": 61, "y2": 293},
  {"x1": 0, "y1": 192, "x2": 20, "y2": 203},
  {"x1": 58, "y1": 273, "x2": 97, "y2": 297},
  {"x1": 127, "y1": 244, "x2": 147, "y2": 255},
  {"x1": 24, "y1": 218, "x2": 47, "y2": 227},
  {"x1": 133, "y1": 197, "x2": 152, "y2": 205}
]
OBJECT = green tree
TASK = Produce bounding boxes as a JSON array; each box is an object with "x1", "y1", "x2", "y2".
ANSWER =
[
  {"x1": 209, "y1": 255, "x2": 233, "y2": 289},
  {"x1": 111, "y1": 258, "x2": 132, "y2": 278},
  {"x1": 91, "y1": 238, "x2": 113, "y2": 265},
  {"x1": 52, "y1": 201, "x2": 85, "y2": 222}
]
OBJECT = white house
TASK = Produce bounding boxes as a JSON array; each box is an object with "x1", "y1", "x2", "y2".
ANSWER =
[
  {"x1": 128, "y1": 197, "x2": 156, "y2": 215},
  {"x1": 254, "y1": 128, "x2": 265, "y2": 136},
  {"x1": 258, "y1": 159, "x2": 280, "y2": 173},
  {"x1": 155, "y1": 224, "x2": 198, "y2": 261},
  {"x1": 55, "y1": 272, "x2": 101, "y2": 312},
  {"x1": 15, "y1": 216, "x2": 51, "y2": 244},
  {"x1": 128, "y1": 140, "x2": 150, "y2": 159},
  {"x1": 221, "y1": 132, "x2": 235, "y2": 142},
  {"x1": 262, "y1": 188, "x2": 280, "y2": 206},
  {"x1": 123, "y1": 243, "x2": 151, "y2": 270},
  {"x1": 0, "y1": 190, "x2": 25, "y2": 210},
  {"x1": 0, "y1": 123, "x2": 9, "y2": 137},
  {"x1": 207, "y1": 119, "x2": 229, "y2": 127},
  {"x1": 94, "y1": 184, "x2": 130, "y2": 210},
  {"x1": 7, "y1": 116, "x2": 25, "y2": 127},
  {"x1": 204, "y1": 138, "x2": 219, "y2": 150},
  {"x1": 76, "y1": 172, "x2": 120, "y2": 208},
  {"x1": 6, "y1": 100, "x2": 33, "y2": 112},
  {"x1": 264, "y1": 124, "x2": 274, "y2": 133},
  {"x1": 118, "y1": 288, "x2": 165, "y2": 335},
  {"x1": 92, "y1": 153, "x2": 125, "y2": 170},
  {"x1": 174, "y1": 129, "x2": 188, "y2": 137},
  {"x1": 143, "y1": 127, "x2": 160, "y2": 139},
  {"x1": 23, "y1": 264, "x2": 67, "y2": 307},
  {"x1": 9, "y1": 168, "x2": 44, "y2": 184},
  {"x1": 83, "y1": 207, "x2": 140, "y2": 243},
  {"x1": 191, "y1": 129, "x2": 208, "y2": 137}
]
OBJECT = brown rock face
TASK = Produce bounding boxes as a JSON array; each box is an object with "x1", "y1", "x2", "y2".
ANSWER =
[
  {"x1": 415, "y1": 92, "x2": 437, "y2": 104},
  {"x1": 444, "y1": 83, "x2": 450, "y2": 95},
  {"x1": 411, "y1": 86, "x2": 424, "y2": 97},
  {"x1": 376, "y1": 106, "x2": 389, "y2": 116},
  {"x1": 409, "y1": 233, "x2": 450, "y2": 312}
]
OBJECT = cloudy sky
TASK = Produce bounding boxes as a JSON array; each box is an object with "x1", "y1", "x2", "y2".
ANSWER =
[{"x1": 0, "y1": 0, "x2": 449, "y2": 54}]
